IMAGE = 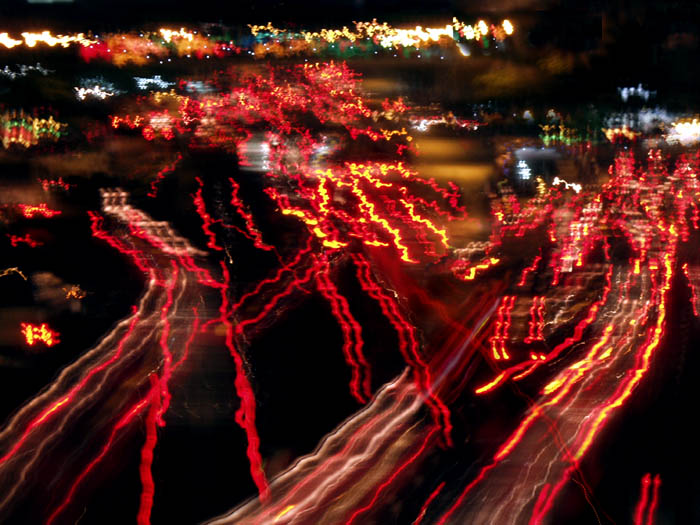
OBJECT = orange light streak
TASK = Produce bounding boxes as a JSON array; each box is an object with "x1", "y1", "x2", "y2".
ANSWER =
[{"x1": 573, "y1": 251, "x2": 673, "y2": 460}]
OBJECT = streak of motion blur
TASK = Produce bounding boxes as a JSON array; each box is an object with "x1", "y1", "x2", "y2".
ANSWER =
[{"x1": 1, "y1": 15, "x2": 699, "y2": 525}]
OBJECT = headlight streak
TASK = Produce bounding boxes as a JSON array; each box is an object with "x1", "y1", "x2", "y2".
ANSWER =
[
  {"x1": 206, "y1": 370, "x2": 428, "y2": 525},
  {"x1": 344, "y1": 425, "x2": 440, "y2": 525},
  {"x1": 45, "y1": 385, "x2": 158, "y2": 525}
]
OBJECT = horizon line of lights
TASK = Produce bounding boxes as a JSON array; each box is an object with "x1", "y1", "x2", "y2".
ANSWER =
[
  {"x1": 249, "y1": 18, "x2": 514, "y2": 46},
  {"x1": 0, "y1": 20, "x2": 514, "y2": 64},
  {"x1": 247, "y1": 18, "x2": 514, "y2": 58}
]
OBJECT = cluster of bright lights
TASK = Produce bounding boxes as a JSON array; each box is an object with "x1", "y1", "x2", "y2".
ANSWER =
[
  {"x1": 428, "y1": 149, "x2": 694, "y2": 525},
  {"x1": 250, "y1": 18, "x2": 513, "y2": 46},
  {"x1": 107, "y1": 61, "x2": 460, "y2": 464},
  {"x1": 1, "y1": 110, "x2": 64, "y2": 149},
  {"x1": 158, "y1": 28, "x2": 195, "y2": 43},
  {"x1": 0, "y1": 63, "x2": 52, "y2": 80},
  {"x1": 75, "y1": 84, "x2": 119, "y2": 101},
  {"x1": 540, "y1": 123, "x2": 582, "y2": 146},
  {"x1": 2, "y1": 20, "x2": 514, "y2": 64},
  {"x1": 602, "y1": 125, "x2": 641, "y2": 143},
  {"x1": 605, "y1": 108, "x2": 675, "y2": 134},
  {"x1": 182, "y1": 80, "x2": 215, "y2": 93},
  {"x1": 516, "y1": 160, "x2": 531, "y2": 180},
  {"x1": 0, "y1": 31, "x2": 95, "y2": 49},
  {"x1": 39, "y1": 177, "x2": 72, "y2": 192},
  {"x1": 63, "y1": 285, "x2": 86, "y2": 299},
  {"x1": 134, "y1": 75, "x2": 175, "y2": 90},
  {"x1": 248, "y1": 18, "x2": 514, "y2": 58},
  {"x1": 18, "y1": 203, "x2": 62, "y2": 218},
  {"x1": 666, "y1": 118, "x2": 700, "y2": 146},
  {"x1": 78, "y1": 27, "x2": 234, "y2": 65},
  {"x1": 21, "y1": 323, "x2": 59, "y2": 347},
  {"x1": 618, "y1": 84, "x2": 654, "y2": 102},
  {"x1": 552, "y1": 176, "x2": 582, "y2": 193}
]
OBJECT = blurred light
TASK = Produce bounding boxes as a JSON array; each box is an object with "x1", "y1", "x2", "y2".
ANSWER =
[
  {"x1": 517, "y1": 160, "x2": 531, "y2": 180},
  {"x1": 666, "y1": 118, "x2": 700, "y2": 146},
  {"x1": 618, "y1": 84, "x2": 653, "y2": 102},
  {"x1": 0, "y1": 267, "x2": 27, "y2": 280},
  {"x1": 0, "y1": 63, "x2": 52, "y2": 79},
  {"x1": 75, "y1": 85, "x2": 116, "y2": 100},
  {"x1": 135, "y1": 75, "x2": 174, "y2": 90},
  {"x1": 63, "y1": 285, "x2": 86, "y2": 300},
  {"x1": 552, "y1": 176, "x2": 581, "y2": 193},
  {"x1": 21, "y1": 323, "x2": 59, "y2": 347}
]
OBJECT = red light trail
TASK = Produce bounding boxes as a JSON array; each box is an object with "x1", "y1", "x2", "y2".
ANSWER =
[
  {"x1": 632, "y1": 473, "x2": 662, "y2": 525},
  {"x1": 7, "y1": 233, "x2": 42, "y2": 247},
  {"x1": 147, "y1": 153, "x2": 182, "y2": 198},
  {"x1": 315, "y1": 256, "x2": 371, "y2": 403}
]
